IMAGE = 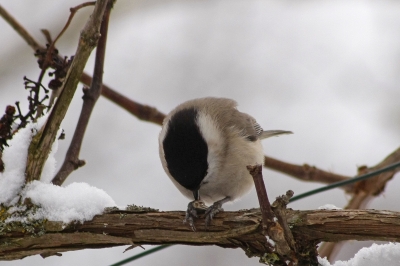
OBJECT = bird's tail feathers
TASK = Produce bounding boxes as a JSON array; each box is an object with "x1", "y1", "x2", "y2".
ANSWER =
[{"x1": 260, "y1": 130, "x2": 293, "y2": 139}]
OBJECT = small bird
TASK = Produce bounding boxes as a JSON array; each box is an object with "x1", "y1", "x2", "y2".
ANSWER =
[{"x1": 159, "y1": 97, "x2": 292, "y2": 230}]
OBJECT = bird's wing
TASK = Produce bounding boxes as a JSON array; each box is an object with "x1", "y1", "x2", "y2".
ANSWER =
[
  {"x1": 233, "y1": 112, "x2": 261, "y2": 141},
  {"x1": 236, "y1": 112, "x2": 293, "y2": 140}
]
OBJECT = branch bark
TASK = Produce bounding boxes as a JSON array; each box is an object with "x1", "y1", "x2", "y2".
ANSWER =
[
  {"x1": 318, "y1": 147, "x2": 400, "y2": 260},
  {"x1": 24, "y1": 0, "x2": 109, "y2": 183},
  {"x1": 1, "y1": 208, "x2": 400, "y2": 262},
  {"x1": 264, "y1": 155, "x2": 353, "y2": 192},
  {"x1": 248, "y1": 165, "x2": 301, "y2": 264},
  {"x1": 52, "y1": 1, "x2": 113, "y2": 186},
  {"x1": 80, "y1": 73, "x2": 166, "y2": 125}
]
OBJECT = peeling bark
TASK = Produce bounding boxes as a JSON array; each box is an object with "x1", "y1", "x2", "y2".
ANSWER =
[{"x1": 1, "y1": 208, "x2": 400, "y2": 261}]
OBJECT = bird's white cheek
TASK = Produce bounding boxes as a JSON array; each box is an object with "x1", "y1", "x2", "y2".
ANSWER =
[{"x1": 196, "y1": 113, "x2": 225, "y2": 183}]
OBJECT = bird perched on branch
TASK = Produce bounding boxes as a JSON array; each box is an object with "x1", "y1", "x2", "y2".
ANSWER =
[{"x1": 159, "y1": 97, "x2": 292, "y2": 230}]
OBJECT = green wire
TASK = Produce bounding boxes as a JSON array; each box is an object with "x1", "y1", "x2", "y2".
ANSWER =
[
  {"x1": 290, "y1": 161, "x2": 400, "y2": 203},
  {"x1": 110, "y1": 161, "x2": 400, "y2": 265},
  {"x1": 109, "y1": 245, "x2": 171, "y2": 266}
]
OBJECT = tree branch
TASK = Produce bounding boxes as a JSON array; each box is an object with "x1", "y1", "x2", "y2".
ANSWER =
[
  {"x1": 1, "y1": 208, "x2": 400, "y2": 261},
  {"x1": 80, "y1": 73, "x2": 166, "y2": 125},
  {"x1": 0, "y1": 5, "x2": 41, "y2": 51},
  {"x1": 51, "y1": 1, "x2": 113, "y2": 186},
  {"x1": 264, "y1": 155, "x2": 353, "y2": 191},
  {"x1": 248, "y1": 165, "x2": 316, "y2": 265},
  {"x1": 0, "y1": 4, "x2": 166, "y2": 126},
  {"x1": 2, "y1": 5, "x2": 400, "y2": 264},
  {"x1": 248, "y1": 165, "x2": 275, "y2": 225},
  {"x1": 318, "y1": 146, "x2": 400, "y2": 260},
  {"x1": 24, "y1": 0, "x2": 109, "y2": 183},
  {"x1": 0, "y1": 3, "x2": 360, "y2": 188}
]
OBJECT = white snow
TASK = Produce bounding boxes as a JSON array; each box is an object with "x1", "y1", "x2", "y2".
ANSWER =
[
  {"x1": 8, "y1": 181, "x2": 116, "y2": 223},
  {"x1": 0, "y1": 115, "x2": 116, "y2": 223},
  {"x1": 40, "y1": 132, "x2": 59, "y2": 183},
  {"x1": 266, "y1": 236, "x2": 275, "y2": 247},
  {"x1": 0, "y1": 115, "x2": 47, "y2": 205},
  {"x1": 318, "y1": 243, "x2": 400, "y2": 266},
  {"x1": 318, "y1": 204, "x2": 343, "y2": 210}
]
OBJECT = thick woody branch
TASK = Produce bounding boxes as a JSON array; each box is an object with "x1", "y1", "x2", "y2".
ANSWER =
[
  {"x1": 24, "y1": 0, "x2": 109, "y2": 183},
  {"x1": 319, "y1": 146, "x2": 400, "y2": 260},
  {"x1": 52, "y1": 2, "x2": 113, "y2": 186},
  {"x1": 248, "y1": 165, "x2": 311, "y2": 265},
  {"x1": 352, "y1": 147, "x2": 400, "y2": 198},
  {"x1": 1, "y1": 208, "x2": 400, "y2": 261}
]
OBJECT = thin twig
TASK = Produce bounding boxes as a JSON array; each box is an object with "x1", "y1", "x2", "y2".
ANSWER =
[
  {"x1": 0, "y1": 5, "x2": 41, "y2": 50},
  {"x1": 0, "y1": 4, "x2": 166, "y2": 126},
  {"x1": 40, "y1": 1, "x2": 96, "y2": 75},
  {"x1": 318, "y1": 147, "x2": 400, "y2": 261},
  {"x1": 52, "y1": 2, "x2": 96, "y2": 47},
  {"x1": 264, "y1": 155, "x2": 353, "y2": 191},
  {"x1": 34, "y1": 2, "x2": 96, "y2": 116},
  {"x1": 24, "y1": 0, "x2": 109, "y2": 183},
  {"x1": 80, "y1": 73, "x2": 166, "y2": 125},
  {"x1": 52, "y1": 1, "x2": 113, "y2": 186},
  {"x1": 271, "y1": 190, "x2": 296, "y2": 252},
  {"x1": 247, "y1": 165, "x2": 302, "y2": 264},
  {"x1": 247, "y1": 165, "x2": 275, "y2": 226}
]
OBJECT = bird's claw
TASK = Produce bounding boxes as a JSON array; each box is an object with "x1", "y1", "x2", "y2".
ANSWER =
[
  {"x1": 205, "y1": 202, "x2": 224, "y2": 228},
  {"x1": 184, "y1": 200, "x2": 208, "y2": 231}
]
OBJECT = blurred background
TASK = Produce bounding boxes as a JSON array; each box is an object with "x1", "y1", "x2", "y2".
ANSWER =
[{"x1": 0, "y1": 0, "x2": 399, "y2": 265}]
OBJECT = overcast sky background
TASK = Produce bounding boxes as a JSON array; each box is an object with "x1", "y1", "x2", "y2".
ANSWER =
[{"x1": 1, "y1": 0, "x2": 399, "y2": 265}]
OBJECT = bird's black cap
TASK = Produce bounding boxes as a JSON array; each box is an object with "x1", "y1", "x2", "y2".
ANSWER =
[{"x1": 162, "y1": 108, "x2": 209, "y2": 192}]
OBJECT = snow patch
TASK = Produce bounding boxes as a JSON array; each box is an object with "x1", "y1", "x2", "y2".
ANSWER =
[
  {"x1": 0, "y1": 116, "x2": 47, "y2": 205},
  {"x1": 6, "y1": 181, "x2": 116, "y2": 223},
  {"x1": 318, "y1": 243, "x2": 400, "y2": 266},
  {"x1": 318, "y1": 204, "x2": 342, "y2": 210},
  {"x1": 1, "y1": 115, "x2": 116, "y2": 223}
]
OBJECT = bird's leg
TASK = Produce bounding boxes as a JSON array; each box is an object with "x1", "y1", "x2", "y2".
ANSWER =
[
  {"x1": 184, "y1": 200, "x2": 208, "y2": 231},
  {"x1": 205, "y1": 196, "x2": 231, "y2": 227},
  {"x1": 184, "y1": 190, "x2": 207, "y2": 231}
]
